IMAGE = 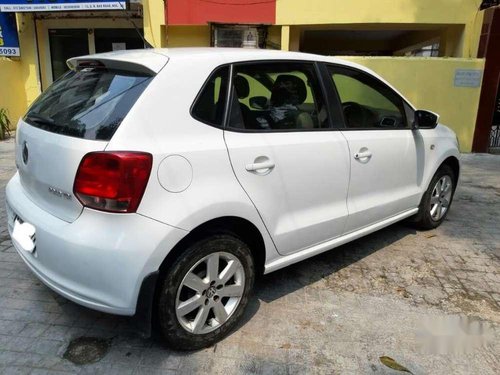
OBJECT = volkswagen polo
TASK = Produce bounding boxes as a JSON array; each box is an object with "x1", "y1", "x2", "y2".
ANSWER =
[{"x1": 6, "y1": 48, "x2": 459, "y2": 350}]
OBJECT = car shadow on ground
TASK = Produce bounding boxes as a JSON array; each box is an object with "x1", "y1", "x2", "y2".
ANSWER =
[{"x1": 254, "y1": 222, "x2": 417, "y2": 304}]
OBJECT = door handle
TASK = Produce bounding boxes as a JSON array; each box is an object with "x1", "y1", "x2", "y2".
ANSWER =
[
  {"x1": 354, "y1": 150, "x2": 372, "y2": 160},
  {"x1": 245, "y1": 160, "x2": 275, "y2": 173}
]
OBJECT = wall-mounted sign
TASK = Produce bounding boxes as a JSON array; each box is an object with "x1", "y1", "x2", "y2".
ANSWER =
[
  {"x1": 112, "y1": 42, "x2": 126, "y2": 51},
  {"x1": 0, "y1": 12, "x2": 19, "y2": 57},
  {"x1": 454, "y1": 69, "x2": 483, "y2": 88},
  {"x1": 0, "y1": 0, "x2": 127, "y2": 12}
]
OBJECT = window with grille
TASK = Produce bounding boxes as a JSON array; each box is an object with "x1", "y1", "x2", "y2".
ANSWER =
[{"x1": 212, "y1": 25, "x2": 266, "y2": 49}]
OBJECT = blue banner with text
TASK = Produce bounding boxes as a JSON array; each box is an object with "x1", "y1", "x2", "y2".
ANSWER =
[{"x1": 0, "y1": 12, "x2": 19, "y2": 57}]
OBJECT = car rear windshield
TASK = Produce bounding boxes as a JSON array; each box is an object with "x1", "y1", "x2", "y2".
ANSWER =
[{"x1": 24, "y1": 67, "x2": 153, "y2": 140}]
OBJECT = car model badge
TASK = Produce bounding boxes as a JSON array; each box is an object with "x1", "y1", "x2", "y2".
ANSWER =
[
  {"x1": 22, "y1": 142, "x2": 29, "y2": 164},
  {"x1": 48, "y1": 186, "x2": 72, "y2": 200}
]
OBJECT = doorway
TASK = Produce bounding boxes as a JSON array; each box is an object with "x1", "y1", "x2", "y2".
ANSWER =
[
  {"x1": 48, "y1": 27, "x2": 144, "y2": 82},
  {"x1": 472, "y1": 6, "x2": 500, "y2": 152},
  {"x1": 49, "y1": 29, "x2": 89, "y2": 81},
  {"x1": 94, "y1": 28, "x2": 144, "y2": 53},
  {"x1": 489, "y1": 80, "x2": 500, "y2": 152}
]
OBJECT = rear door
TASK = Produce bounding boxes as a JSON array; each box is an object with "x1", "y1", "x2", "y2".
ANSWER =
[
  {"x1": 224, "y1": 61, "x2": 350, "y2": 255},
  {"x1": 326, "y1": 64, "x2": 421, "y2": 233},
  {"x1": 16, "y1": 62, "x2": 154, "y2": 222}
]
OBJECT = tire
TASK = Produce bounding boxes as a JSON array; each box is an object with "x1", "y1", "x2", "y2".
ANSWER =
[
  {"x1": 157, "y1": 234, "x2": 255, "y2": 350},
  {"x1": 414, "y1": 164, "x2": 456, "y2": 230}
]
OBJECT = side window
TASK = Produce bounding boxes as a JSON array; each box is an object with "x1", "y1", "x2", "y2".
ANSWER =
[
  {"x1": 328, "y1": 66, "x2": 408, "y2": 129},
  {"x1": 228, "y1": 62, "x2": 329, "y2": 131},
  {"x1": 192, "y1": 66, "x2": 229, "y2": 127}
]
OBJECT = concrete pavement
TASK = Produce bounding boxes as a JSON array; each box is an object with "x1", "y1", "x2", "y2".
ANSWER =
[{"x1": 0, "y1": 138, "x2": 498, "y2": 374}]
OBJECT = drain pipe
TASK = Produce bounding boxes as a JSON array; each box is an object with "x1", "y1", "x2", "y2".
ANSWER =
[{"x1": 32, "y1": 13, "x2": 43, "y2": 92}]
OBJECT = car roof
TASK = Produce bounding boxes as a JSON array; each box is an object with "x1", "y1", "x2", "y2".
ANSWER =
[
  {"x1": 68, "y1": 47, "x2": 365, "y2": 73},
  {"x1": 158, "y1": 47, "x2": 330, "y2": 62},
  {"x1": 67, "y1": 48, "x2": 415, "y2": 109}
]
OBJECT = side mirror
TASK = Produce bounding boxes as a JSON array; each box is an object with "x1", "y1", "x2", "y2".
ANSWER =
[
  {"x1": 249, "y1": 96, "x2": 268, "y2": 110},
  {"x1": 413, "y1": 110, "x2": 439, "y2": 129}
]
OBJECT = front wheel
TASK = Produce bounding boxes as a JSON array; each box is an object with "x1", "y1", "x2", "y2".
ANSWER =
[
  {"x1": 157, "y1": 235, "x2": 255, "y2": 350},
  {"x1": 414, "y1": 164, "x2": 456, "y2": 229}
]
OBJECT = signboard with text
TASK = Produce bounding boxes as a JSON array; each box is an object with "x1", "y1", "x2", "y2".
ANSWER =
[
  {"x1": 0, "y1": 0, "x2": 127, "y2": 12},
  {"x1": 0, "y1": 12, "x2": 19, "y2": 57},
  {"x1": 454, "y1": 69, "x2": 483, "y2": 88}
]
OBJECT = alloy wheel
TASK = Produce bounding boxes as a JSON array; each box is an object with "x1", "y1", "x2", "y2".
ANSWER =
[
  {"x1": 430, "y1": 175, "x2": 453, "y2": 221},
  {"x1": 175, "y1": 252, "x2": 245, "y2": 334}
]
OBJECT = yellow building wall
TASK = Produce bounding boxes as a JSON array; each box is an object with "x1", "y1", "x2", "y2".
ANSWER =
[
  {"x1": 143, "y1": 0, "x2": 166, "y2": 48},
  {"x1": 0, "y1": 58, "x2": 25, "y2": 127},
  {"x1": 167, "y1": 26, "x2": 210, "y2": 47},
  {"x1": 277, "y1": 0, "x2": 484, "y2": 57},
  {"x1": 277, "y1": 0, "x2": 482, "y2": 25},
  {"x1": 342, "y1": 57, "x2": 484, "y2": 152},
  {"x1": 0, "y1": 13, "x2": 41, "y2": 127}
]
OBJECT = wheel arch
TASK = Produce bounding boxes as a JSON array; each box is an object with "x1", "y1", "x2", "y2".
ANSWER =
[
  {"x1": 440, "y1": 155, "x2": 460, "y2": 188},
  {"x1": 135, "y1": 216, "x2": 268, "y2": 337},
  {"x1": 423, "y1": 152, "x2": 460, "y2": 195},
  {"x1": 412, "y1": 154, "x2": 460, "y2": 230},
  {"x1": 158, "y1": 216, "x2": 267, "y2": 277}
]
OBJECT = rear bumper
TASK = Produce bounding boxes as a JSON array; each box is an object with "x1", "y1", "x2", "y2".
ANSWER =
[{"x1": 6, "y1": 172, "x2": 187, "y2": 315}]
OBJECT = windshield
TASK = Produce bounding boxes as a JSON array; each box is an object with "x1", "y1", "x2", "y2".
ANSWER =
[{"x1": 24, "y1": 67, "x2": 152, "y2": 140}]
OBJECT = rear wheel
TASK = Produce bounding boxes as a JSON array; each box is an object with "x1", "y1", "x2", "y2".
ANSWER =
[
  {"x1": 414, "y1": 164, "x2": 456, "y2": 229},
  {"x1": 157, "y1": 235, "x2": 255, "y2": 350}
]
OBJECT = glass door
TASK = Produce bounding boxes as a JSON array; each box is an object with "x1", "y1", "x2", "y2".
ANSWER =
[
  {"x1": 94, "y1": 28, "x2": 144, "y2": 53},
  {"x1": 49, "y1": 29, "x2": 89, "y2": 81}
]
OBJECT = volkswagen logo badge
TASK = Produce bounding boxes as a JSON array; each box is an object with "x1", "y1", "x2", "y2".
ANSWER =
[{"x1": 22, "y1": 142, "x2": 29, "y2": 164}]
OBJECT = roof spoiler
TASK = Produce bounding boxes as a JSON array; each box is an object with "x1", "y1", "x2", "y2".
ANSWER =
[{"x1": 67, "y1": 51, "x2": 169, "y2": 76}]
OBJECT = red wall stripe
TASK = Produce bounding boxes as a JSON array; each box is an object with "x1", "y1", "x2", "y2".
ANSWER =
[{"x1": 166, "y1": 0, "x2": 276, "y2": 25}]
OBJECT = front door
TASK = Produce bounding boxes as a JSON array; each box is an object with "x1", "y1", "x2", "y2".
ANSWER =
[
  {"x1": 326, "y1": 65, "x2": 421, "y2": 233},
  {"x1": 224, "y1": 61, "x2": 350, "y2": 255}
]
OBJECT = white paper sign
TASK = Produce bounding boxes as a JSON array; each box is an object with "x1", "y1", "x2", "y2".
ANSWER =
[
  {"x1": 112, "y1": 42, "x2": 126, "y2": 51},
  {"x1": 454, "y1": 69, "x2": 482, "y2": 88}
]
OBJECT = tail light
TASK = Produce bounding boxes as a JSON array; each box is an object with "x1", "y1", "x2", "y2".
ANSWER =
[{"x1": 74, "y1": 152, "x2": 152, "y2": 213}]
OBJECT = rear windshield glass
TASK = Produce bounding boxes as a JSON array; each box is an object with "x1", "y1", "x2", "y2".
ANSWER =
[{"x1": 24, "y1": 67, "x2": 152, "y2": 140}]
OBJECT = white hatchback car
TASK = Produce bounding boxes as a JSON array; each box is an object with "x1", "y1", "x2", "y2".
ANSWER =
[{"x1": 6, "y1": 48, "x2": 459, "y2": 349}]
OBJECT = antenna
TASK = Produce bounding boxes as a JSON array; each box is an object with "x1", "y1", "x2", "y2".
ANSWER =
[{"x1": 118, "y1": 1, "x2": 154, "y2": 49}]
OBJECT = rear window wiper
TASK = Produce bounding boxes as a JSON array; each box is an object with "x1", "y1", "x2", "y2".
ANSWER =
[{"x1": 25, "y1": 113, "x2": 56, "y2": 127}]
